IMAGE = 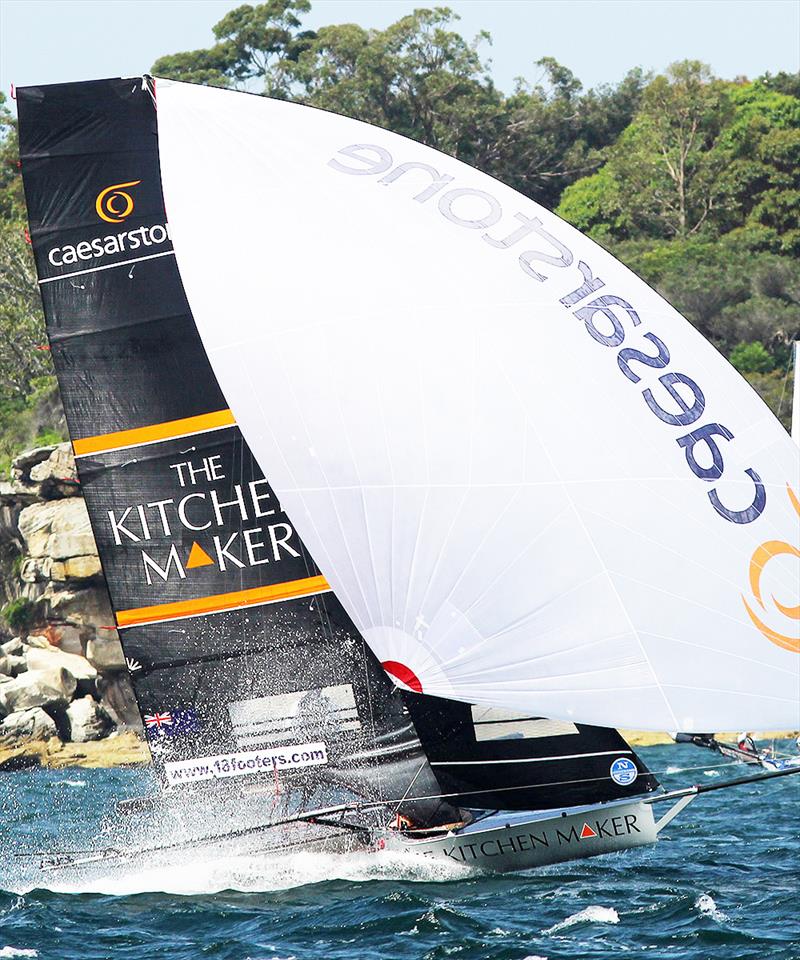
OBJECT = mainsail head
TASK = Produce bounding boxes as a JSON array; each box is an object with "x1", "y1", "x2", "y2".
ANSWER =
[{"x1": 149, "y1": 78, "x2": 799, "y2": 733}]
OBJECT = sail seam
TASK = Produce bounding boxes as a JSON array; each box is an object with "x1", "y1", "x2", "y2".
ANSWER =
[{"x1": 38, "y1": 250, "x2": 176, "y2": 284}]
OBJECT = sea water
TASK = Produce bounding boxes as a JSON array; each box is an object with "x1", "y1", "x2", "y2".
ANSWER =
[{"x1": 1, "y1": 743, "x2": 798, "y2": 960}]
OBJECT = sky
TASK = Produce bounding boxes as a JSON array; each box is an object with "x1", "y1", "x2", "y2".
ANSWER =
[{"x1": 0, "y1": 0, "x2": 798, "y2": 99}]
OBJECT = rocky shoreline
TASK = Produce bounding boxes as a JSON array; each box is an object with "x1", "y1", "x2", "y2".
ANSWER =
[
  {"x1": 1, "y1": 445, "x2": 795, "y2": 776},
  {"x1": 0, "y1": 442, "x2": 142, "y2": 767}
]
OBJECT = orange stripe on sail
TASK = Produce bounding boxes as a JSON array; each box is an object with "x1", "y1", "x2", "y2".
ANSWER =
[
  {"x1": 72, "y1": 409, "x2": 236, "y2": 456},
  {"x1": 116, "y1": 575, "x2": 331, "y2": 628}
]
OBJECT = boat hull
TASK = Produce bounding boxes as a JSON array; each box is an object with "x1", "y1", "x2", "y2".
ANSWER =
[{"x1": 386, "y1": 800, "x2": 657, "y2": 872}]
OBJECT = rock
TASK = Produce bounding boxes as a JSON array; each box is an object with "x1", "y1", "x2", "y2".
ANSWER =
[
  {"x1": 97, "y1": 673, "x2": 142, "y2": 730},
  {"x1": 17, "y1": 498, "x2": 96, "y2": 560},
  {"x1": 25, "y1": 647, "x2": 97, "y2": 681},
  {"x1": 28, "y1": 443, "x2": 79, "y2": 498},
  {"x1": 0, "y1": 667, "x2": 77, "y2": 718},
  {"x1": 66, "y1": 695, "x2": 114, "y2": 742},
  {"x1": 0, "y1": 654, "x2": 27, "y2": 677},
  {"x1": 0, "y1": 638, "x2": 23, "y2": 656},
  {"x1": 46, "y1": 624, "x2": 83, "y2": 656},
  {"x1": 25, "y1": 634, "x2": 52, "y2": 649},
  {"x1": 20, "y1": 556, "x2": 54, "y2": 582},
  {"x1": 61, "y1": 556, "x2": 103, "y2": 580},
  {"x1": 0, "y1": 706, "x2": 58, "y2": 743},
  {"x1": 85, "y1": 632, "x2": 126, "y2": 671},
  {"x1": 44, "y1": 585, "x2": 115, "y2": 634},
  {"x1": 11, "y1": 445, "x2": 56, "y2": 478}
]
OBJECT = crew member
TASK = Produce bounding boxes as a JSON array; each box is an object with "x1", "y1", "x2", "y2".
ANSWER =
[{"x1": 737, "y1": 731, "x2": 759, "y2": 754}]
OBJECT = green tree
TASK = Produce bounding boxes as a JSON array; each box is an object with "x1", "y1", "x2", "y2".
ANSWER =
[
  {"x1": 489, "y1": 60, "x2": 647, "y2": 209},
  {"x1": 729, "y1": 341, "x2": 776, "y2": 373},
  {"x1": 153, "y1": 0, "x2": 315, "y2": 95},
  {"x1": 293, "y1": 9, "x2": 503, "y2": 164},
  {"x1": 0, "y1": 217, "x2": 52, "y2": 402}
]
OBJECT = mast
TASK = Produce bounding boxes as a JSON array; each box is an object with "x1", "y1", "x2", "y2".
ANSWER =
[{"x1": 792, "y1": 341, "x2": 799, "y2": 446}]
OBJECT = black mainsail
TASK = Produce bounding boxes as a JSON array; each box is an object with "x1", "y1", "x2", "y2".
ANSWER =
[
  {"x1": 17, "y1": 76, "x2": 455, "y2": 827},
  {"x1": 404, "y1": 693, "x2": 658, "y2": 810}
]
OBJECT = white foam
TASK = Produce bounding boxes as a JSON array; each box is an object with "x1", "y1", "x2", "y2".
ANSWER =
[
  {"x1": 0, "y1": 948, "x2": 38, "y2": 958},
  {"x1": 695, "y1": 894, "x2": 728, "y2": 922},
  {"x1": 28, "y1": 847, "x2": 471, "y2": 896},
  {"x1": 544, "y1": 905, "x2": 619, "y2": 934},
  {"x1": 703, "y1": 770, "x2": 721, "y2": 778},
  {"x1": 63, "y1": 780, "x2": 86, "y2": 788}
]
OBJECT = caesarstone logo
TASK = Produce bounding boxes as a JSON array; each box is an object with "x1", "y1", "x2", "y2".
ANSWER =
[
  {"x1": 95, "y1": 179, "x2": 141, "y2": 223},
  {"x1": 742, "y1": 484, "x2": 800, "y2": 653},
  {"x1": 46, "y1": 178, "x2": 170, "y2": 269}
]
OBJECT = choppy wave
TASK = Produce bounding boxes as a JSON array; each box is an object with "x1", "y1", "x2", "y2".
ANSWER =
[
  {"x1": 1, "y1": 744, "x2": 798, "y2": 960},
  {"x1": 543, "y1": 905, "x2": 619, "y2": 934}
]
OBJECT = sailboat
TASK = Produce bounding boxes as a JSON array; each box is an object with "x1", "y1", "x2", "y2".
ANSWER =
[{"x1": 16, "y1": 76, "x2": 799, "y2": 875}]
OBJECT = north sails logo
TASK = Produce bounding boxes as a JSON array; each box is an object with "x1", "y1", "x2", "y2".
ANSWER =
[
  {"x1": 95, "y1": 180, "x2": 141, "y2": 223},
  {"x1": 742, "y1": 484, "x2": 800, "y2": 653}
]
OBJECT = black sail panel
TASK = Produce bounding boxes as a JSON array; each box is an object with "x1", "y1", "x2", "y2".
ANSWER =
[
  {"x1": 403, "y1": 692, "x2": 660, "y2": 810},
  {"x1": 17, "y1": 76, "x2": 455, "y2": 827}
]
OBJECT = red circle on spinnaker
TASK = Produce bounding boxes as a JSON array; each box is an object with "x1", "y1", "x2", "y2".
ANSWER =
[{"x1": 382, "y1": 660, "x2": 423, "y2": 693}]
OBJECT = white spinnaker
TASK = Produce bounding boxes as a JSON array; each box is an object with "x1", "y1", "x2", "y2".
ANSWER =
[{"x1": 156, "y1": 79, "x2": 800, "y2": 731}]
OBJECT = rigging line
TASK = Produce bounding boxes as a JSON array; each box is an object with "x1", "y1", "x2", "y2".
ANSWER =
[
  {"x1": 391, "y1": 759, "x2": 430, "y2": 819},
  {"x1": 776, "y1": 349, "x2": 794, "y2": 424}
]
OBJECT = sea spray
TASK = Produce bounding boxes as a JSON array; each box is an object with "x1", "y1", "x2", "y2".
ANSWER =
[{"x1": 543, "y1": 905, "x2": 619, "y2": 934}]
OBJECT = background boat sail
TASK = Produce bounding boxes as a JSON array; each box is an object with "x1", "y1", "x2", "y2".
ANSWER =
[{"x1": 15, "y1": 76, "x2": 799, "y2": 874}]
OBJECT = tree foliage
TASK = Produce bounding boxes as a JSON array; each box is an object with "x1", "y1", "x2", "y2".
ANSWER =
[{"x1": 0, "y1": 3, "x2": 796, "y2": 446}]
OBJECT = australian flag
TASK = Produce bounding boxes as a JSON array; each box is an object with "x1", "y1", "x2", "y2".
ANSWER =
[{"x1": 144, "y1": 708, "x2": 202, "y2": 740}]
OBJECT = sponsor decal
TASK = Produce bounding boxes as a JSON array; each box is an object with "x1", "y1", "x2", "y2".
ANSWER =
[
  {"x1": 144, "y1": 708, "x2": 201, "y2": 740},
  {"x1": 95, "y1": 180, "x2": 141, "y2": 223},
  {"x1": 99, "y1": 450, "x2": 303, "y2": 592},
  {"x1": 742, "y1": 484, "x2": 800, "y2": 654},
  {"x1": 43, "y1": 177, "x2": 170, "y2": 270},
  {"x1": 47, "y1": 221, "x2": 170, "y2": 267},
  {"x1": 435, "y1": 812, "x2": 643, "y2": 862},
  {"x1": 144, "y1": 712, "x2": 173, "y2": 730},
  {"x1": 125, "y1": 656, "x2": 142, "y2": 672},
  {"x1": 163, "y1": 741, "x2": 328, "y2": 785},
  {"x1": 330, "y1": 143, "x2": 766, "y2": 528},
  {"x1": 382, "y1": 660, "x2": 423, "y2": 693},
  {"x1": 610, "y1": 757, "x2": 638, "y2": 786}
]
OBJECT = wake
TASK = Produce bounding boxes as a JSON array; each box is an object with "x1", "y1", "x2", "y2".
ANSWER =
[{"x1": 6, "y1": 847, "x2": 471, "y2": 897}]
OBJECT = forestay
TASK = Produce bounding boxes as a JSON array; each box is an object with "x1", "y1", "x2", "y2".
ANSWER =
[{"x1": 156, "y1": 79, "x2": 800, "y2": 732}]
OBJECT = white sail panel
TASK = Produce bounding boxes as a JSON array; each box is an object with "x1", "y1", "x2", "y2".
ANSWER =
[{"x1": 155, "y1": 79, "x2": 800, "y2": 731}]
